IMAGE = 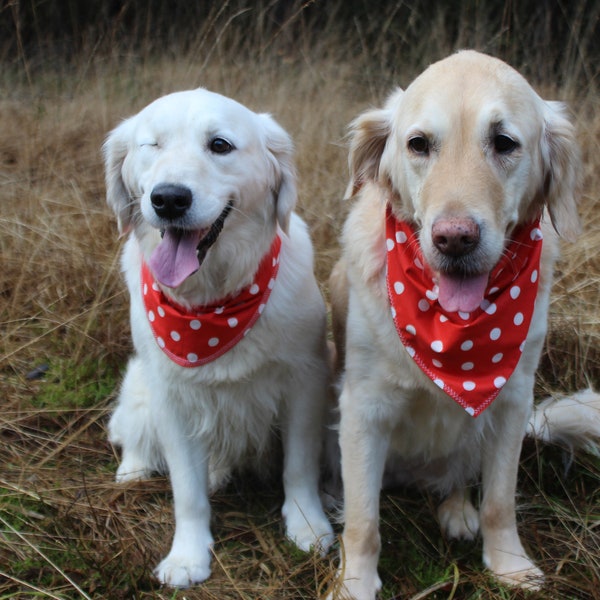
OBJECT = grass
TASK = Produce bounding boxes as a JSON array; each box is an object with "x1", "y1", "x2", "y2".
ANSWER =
[{"x1": 1, "y1": 1, "x2": 599, "y2": 598}]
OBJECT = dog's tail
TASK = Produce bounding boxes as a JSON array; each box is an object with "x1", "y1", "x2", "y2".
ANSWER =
[{"x1": 527, "y1": 388, "x2": 600, "y2": 453}]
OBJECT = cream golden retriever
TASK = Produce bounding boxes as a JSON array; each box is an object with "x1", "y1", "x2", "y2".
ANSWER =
[
  {"x1": 329, "y1": 50, "x2": 600, "y2": 599},
  {"x1": 103, "y1": 88, "x2": 333, "y2": 587}
]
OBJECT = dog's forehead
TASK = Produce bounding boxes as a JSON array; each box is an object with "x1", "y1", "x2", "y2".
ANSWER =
[
  {"x1": 397, "y1": 51, "x2": 541, "y2": 130},
  {"x1": 136, "y1": 89, "x2": 260, "y2": 136}
]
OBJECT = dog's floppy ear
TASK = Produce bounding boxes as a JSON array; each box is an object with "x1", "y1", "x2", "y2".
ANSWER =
[
  {"x1": 260, "y1": 113, "x2": 297, "y2": 234},
  {"x1": 345, "y1": 88, "x2": 402, "y2": 199},
  {"x1": 540, "y1": 100, "x2": 582, "y2": 242},
  {"x1": 103, "y1": 117, "x2": 135, "y2": 234}
]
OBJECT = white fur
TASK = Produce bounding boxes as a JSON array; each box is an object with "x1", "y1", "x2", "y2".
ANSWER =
[
  {"x1": 103, "y1": 88, "x2": 333, "y2": 588},
  {"x1": 328, "y1": 51, "x2": 600, "y2": 599}
]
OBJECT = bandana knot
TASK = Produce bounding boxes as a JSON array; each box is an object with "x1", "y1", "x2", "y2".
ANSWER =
[
  {"x1": 385, "y1": 207, "x2": 543, "y2": 417},
  {"x1": 142, "y1": 235, "x2": 282, "y2": 367}
]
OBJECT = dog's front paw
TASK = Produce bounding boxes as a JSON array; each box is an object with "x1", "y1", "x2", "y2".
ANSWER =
[
  {"x1": 326, "y1": 567, "x2": 382, "y2": 600},
  {"x1": 283, "y1": 500, "x2": 334, "y2": 555},
  {"x1": 154, "y1": 550, "x2": 211, "y2": 588},
  {"x1": 484, "y1": 547, "x2": 544, "y2": 590}
]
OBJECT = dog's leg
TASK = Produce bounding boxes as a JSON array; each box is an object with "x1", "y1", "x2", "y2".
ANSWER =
[
  {"x1": 332, "y1": 385, "x2": 390, "y2": 600},
  {"x1": 281, "y1": 366, "x2": 334, "y2": 554},
  {"x1": 438, "y1": 487, "x2": 480, "y2": 541},
  {"x1": 153, "y1": 395, "x2": 214, "y2": 588},
  {"x1": 480, "y1": 395, "x2": 543, "y2": 590},
  {"x1": 109, "y1": 356, "x2": 162, "y2": 482}
]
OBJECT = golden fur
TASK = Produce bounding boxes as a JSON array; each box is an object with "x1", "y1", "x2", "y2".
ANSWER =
[{"x1": 328, "y1": 51, "x2": 599, "y2": 599}]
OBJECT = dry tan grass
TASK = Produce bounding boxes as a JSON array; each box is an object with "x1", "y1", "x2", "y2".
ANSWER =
[{"x1": 1, "y1": 3, "x2": 599, "y2": 598}]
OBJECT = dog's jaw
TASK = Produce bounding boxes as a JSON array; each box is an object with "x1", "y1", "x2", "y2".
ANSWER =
[{"x1": 148, "y1": 201, "x2": 233, "y2": 289}]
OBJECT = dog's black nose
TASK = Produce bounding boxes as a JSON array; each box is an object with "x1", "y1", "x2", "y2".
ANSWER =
[{"x1": 151, "y1": 184, "x2": 193, "y2": 220}]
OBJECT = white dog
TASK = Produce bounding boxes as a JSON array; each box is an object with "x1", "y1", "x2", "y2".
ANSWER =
[
  {"x1": 329, "y1": 51, "x2": 600, "y2": 599},
  {"x1": 103, "y1": 88, "x2": 334, "y2": 587}
]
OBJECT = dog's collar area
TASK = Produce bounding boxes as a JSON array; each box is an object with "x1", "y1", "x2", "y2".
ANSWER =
[
  {"x1": 385, "y1": 206, "x2": 543, "y2": 417},
  {"x1": 141, "y1": 234, "x2": 281, "y2": 368}
]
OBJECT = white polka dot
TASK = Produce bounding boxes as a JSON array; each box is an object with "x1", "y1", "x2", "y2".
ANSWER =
[
  {"x1": 484, "y1": 302, "x2": 497, "y2": 315},
  {"x1": 432, "y1": 358, "x2": 443, "y2": 368},
  {"x1": 480, "y1": 299, "x2": 491, "y2": 311},
  {"x1": 488, "y1": 286, "x2": 500, "y2": 295},
  {"x1": 463, "y1": 381, "x2": 476, "y2": 391},
  {"x1": 439, "y1": 315, "x2": 448, "y2": 323},
  {"x1": 406, "y1": 324, "x2": 416, "y2": 336},
  {"x1": 394, "y1": 281, "x2": 405, "y2": 295},
  {"x1": 531, "y1": 269, "x2": 538, "y2": 283},
  {"x1": 143, "y1": 283, "x2": 148, "y2": 295},
  {"x1": 187, "y1": 353, "x2": 198, "y2": 363},
  {"x1": 208, "y1": 337, "x2": 219, "y2": 347},
  {"x1": 391, "y1": 307, "x2": 397, "y2": 319},
  {"x1": 514, "y1": 312, "x2": 524, "y2": 326},
  {"x1": 461, "y1": 340, "x2": 474, "y2": 351},
  {"x1": 157, "y1": 337, "x2": 165, "y2": 348},
  {"x1": 426, "y1": 289, "x2": 438, "y2": 301},
  {"x1": 396, "y1": 231, "x2": 407, "y2": 244},
  {"x1": 228, "y1": 317, "x2": 238, "y2": 328},
  {"x1": 259, "y1": 303, "x2": 266, "y2": 314},
  {"x1": 268, "y1": 278, "x2": 275, "y2": 289},
  {"x1": 152, "y1": 282, "x2": 160, "y2": 292},
  {"x1": 458, "y1": 311, "x2": 470, "y2": 320},
  {"x1": 494, "y1": 376, "x2": 507, "y2": 389},
  {"x1": 530, "y1": 227, "x2": 543, "y2": 241},
  {"x1": 170, "y1": 330, "x2": 181, "y2": 342},
  {"x1": 406, "y1": 346, "x2": 416, "y2": 357},
  {"x1": 418, "y1": 299, "x2": 430, "y2": 312},
  {"x1": 190, "y1": 319, "x2": 201, "y2": 330},
  {"x1": 465, "y1": 406, "x2": 475, "y2": 416},
  {"x1": 148, "y1": 310, "x2": 155, "y2": 322},
  {"x1": 520, "y1": 341, "x2": 526, "y2": 352},
  {"x1": 492, "y1": 352, "x2": 503, "y2": 363},
  {"x1": 157, "y1": 306, "x2": 165, "y2": 318},
  {"x1": 431, "y1": 340, "x2": 443, "y2": 353},
  {"x1": 414, "y1": 258, "x2": 424, "y2": 270},
  {"x1": 490, "y1": 327, "x2": 501, "y2": 341},
  {"x1": 510, "y1": 286, "x2": 521, "y2": 299},
  {"x1": 461, "y1": 362, "x2": 474, "y2": 371},
  {"x1": 249, "y1": 284, "x2": 260, "y2": 295},
  {"x1": 215, "y1": 306, "x2": 225, "y2": 314},
  {"x1": 434, "y1": 378, "x2": 445, "y2": 389},
  {"x1": 386, "y1": 238, "x2": 395, "y2": 251}
]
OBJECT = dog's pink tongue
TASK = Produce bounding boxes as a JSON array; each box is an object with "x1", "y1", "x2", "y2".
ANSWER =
[
  {"x1": 148, "y1": 229, "x2": 203, "y2": 288},
  {"x1": 437, "y1": 273, "x2": 489, "y2": 313}
]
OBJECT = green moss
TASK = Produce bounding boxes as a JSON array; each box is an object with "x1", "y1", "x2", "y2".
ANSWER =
[{"x1": 30, "y1": 357, "x2": 119, "y2": 410}]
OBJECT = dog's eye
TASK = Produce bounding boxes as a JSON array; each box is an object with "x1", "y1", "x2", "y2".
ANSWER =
[
  {"x1": 209, "y1": 137, "x2": 234, "y2": 154},
  {"x1": 408, "y1": 136, "x2": 430, "y2": 155},
  {"x1": 493, "y1": 134, "x2": 519, "y2": 154}
]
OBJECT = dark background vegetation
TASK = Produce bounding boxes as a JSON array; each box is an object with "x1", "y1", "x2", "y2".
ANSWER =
[{"x1": 3, "y1": 0, "x2": 599, "y2": 85}]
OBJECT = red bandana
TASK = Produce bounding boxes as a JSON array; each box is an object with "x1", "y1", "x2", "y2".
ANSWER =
[
  {"x1": 141, "y1": 235, "x2": 281, "y2": 367},
  {"x1": 385, "y1": 207, "x2": 543, "y2": 417}
]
